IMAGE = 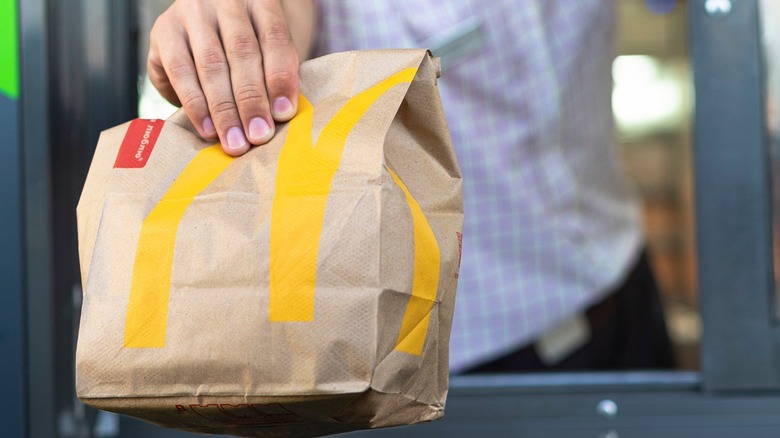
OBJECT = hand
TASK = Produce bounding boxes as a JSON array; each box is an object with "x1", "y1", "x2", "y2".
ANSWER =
[{"x1": 148, "y1": 0, "x2": 312, "y2": 156}]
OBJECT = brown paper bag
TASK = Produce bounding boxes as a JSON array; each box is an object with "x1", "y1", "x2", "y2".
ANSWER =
[{"x1": 76, "y1": 49, "x2": 463, "y2": 437}]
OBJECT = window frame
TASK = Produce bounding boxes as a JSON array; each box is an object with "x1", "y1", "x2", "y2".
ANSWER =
[{"x1": 10, "y1": 0, "x2": 780, "y2": 436}]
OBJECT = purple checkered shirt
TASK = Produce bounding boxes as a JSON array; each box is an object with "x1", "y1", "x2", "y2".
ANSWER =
[{"x1": 313, "y1": 0, "x2": 642, "y2": 372}]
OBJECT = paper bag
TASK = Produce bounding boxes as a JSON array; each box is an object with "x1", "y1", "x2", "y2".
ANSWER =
[{"x1": 75, "y1": 49, "x2": 463, "y2": 437}]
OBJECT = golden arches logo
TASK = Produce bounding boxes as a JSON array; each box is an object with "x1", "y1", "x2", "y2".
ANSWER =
[{"x1": 124, "y1": 67, "x2": 439, "y2": 356}]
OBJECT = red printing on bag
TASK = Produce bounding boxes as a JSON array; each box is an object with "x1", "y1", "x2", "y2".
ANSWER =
[
  {"x1": 455, "y1": 231, "x2": 463, "y2": 279},
  {"x1": 185, "y1": 403, "x2": 305, "y2": 426},
  {"x1": 114, "y1": 119, "x2": 164, "y2": 168}
]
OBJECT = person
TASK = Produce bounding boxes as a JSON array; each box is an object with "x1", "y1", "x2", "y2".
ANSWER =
[{"x1": 148, "y1": 0, "x2": 676, "y2": 373}]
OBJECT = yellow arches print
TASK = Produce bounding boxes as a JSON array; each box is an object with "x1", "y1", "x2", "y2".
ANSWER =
[
  {"x1": 387, "y1": 167, "x2": 441, "y2": 355},
  {"x1": 124, "y1": 66, "x2": 440, "y2": 356},
  {"x1": 124, "y1": 146, "x2": 233, "y2": 348}
]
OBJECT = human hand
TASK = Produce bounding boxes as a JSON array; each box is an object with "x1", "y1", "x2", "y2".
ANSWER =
[{"x1": 148, "y1": 0, "x2": 312, "y2": 156}]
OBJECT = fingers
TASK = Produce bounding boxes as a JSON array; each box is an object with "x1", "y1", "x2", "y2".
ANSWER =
[
  {"x1": 149, "y1": 10, "x2": 217, "y2": 140},
  {"x1": 250, "y1": 0, "x2": 300, "y2": 122},
  {"x1": 218, "y1": 2, "x2": 275, "y2": 151},
  {"x1": 184, "y1": 2, "x2": 253, "y2": 156},
  {"x1": 148, "y1": 0, "x2": 302, "y2": 157}
]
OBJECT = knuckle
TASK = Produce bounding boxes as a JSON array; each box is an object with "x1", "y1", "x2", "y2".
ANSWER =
[
  {"x1": 265, "y1": 68, "x2": 297, "y2": 90},
  {"x1": 260, "y1": 24, "x2": 293, "y2": 47},
  {"x1": 210, "y1": 99, "x2": 238, "y2": 118},
  {"x1": 226, "y1": 33, "x2": 260, "y2": 60},
  {"x1": 198, "y1": 47, "x2": 228, "y2": 74},
  {"x1": 234, "y1": 83, "x2": 266, "y2": 105},
  {"x1": 178, "y1": 90, "x2": 207, "y2": 111},
  {"x1": 165, "y1": 57, "x2": 195, "y2": 79},
  {"x1": 147, "y1": 52, "x2": 162, "y2": 71}
]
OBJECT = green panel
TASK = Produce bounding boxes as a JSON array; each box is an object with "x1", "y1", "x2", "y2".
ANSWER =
[{"x1": 0, "y1": 0, "x2": 19, "y2": 99}]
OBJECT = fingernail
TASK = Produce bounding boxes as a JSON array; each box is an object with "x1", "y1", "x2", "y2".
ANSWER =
[
  {"x1": 202, "y1": 117, "x2": 216, "y2": 137},
  {"x1": 248, "y1": 117, "x2": 272, "y2": 142},
  {"x1": 273, "y1": 97, "x2": 295, "y2": 119},
  {"x1": 226, "y1": 126, "x2": 248, "y2": 150}
]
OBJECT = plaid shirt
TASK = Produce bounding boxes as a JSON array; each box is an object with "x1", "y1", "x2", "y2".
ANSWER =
[{"x1": 314, "y1": 0, "x2": 642, "y2": 372}]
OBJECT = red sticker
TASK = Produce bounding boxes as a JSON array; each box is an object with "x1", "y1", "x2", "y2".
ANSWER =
[{"x1": 114, "y1": 119, "x2": 165, "y2": 168}]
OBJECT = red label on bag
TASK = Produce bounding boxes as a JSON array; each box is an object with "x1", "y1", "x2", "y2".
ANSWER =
[{"x1": 114, "y1": 119, "x2": 164, "y2": 168}]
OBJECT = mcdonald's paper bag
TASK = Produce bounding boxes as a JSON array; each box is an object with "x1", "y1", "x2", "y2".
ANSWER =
[{"x1": 75, "y1": 49, "x2": 463, "y2": 437}]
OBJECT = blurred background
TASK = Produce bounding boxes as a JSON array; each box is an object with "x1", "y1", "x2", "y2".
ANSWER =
[
  {"x1": 614, "y1": 1, "x2": 698, "y2": 371},
  {"x1": 6, "y1": 0, "x2": 780, "y2": 436}
]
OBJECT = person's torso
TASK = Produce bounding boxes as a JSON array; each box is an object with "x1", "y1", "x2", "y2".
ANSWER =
[{"x1": 314, "y1": 0, "x2": 642, "y2": 371}]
